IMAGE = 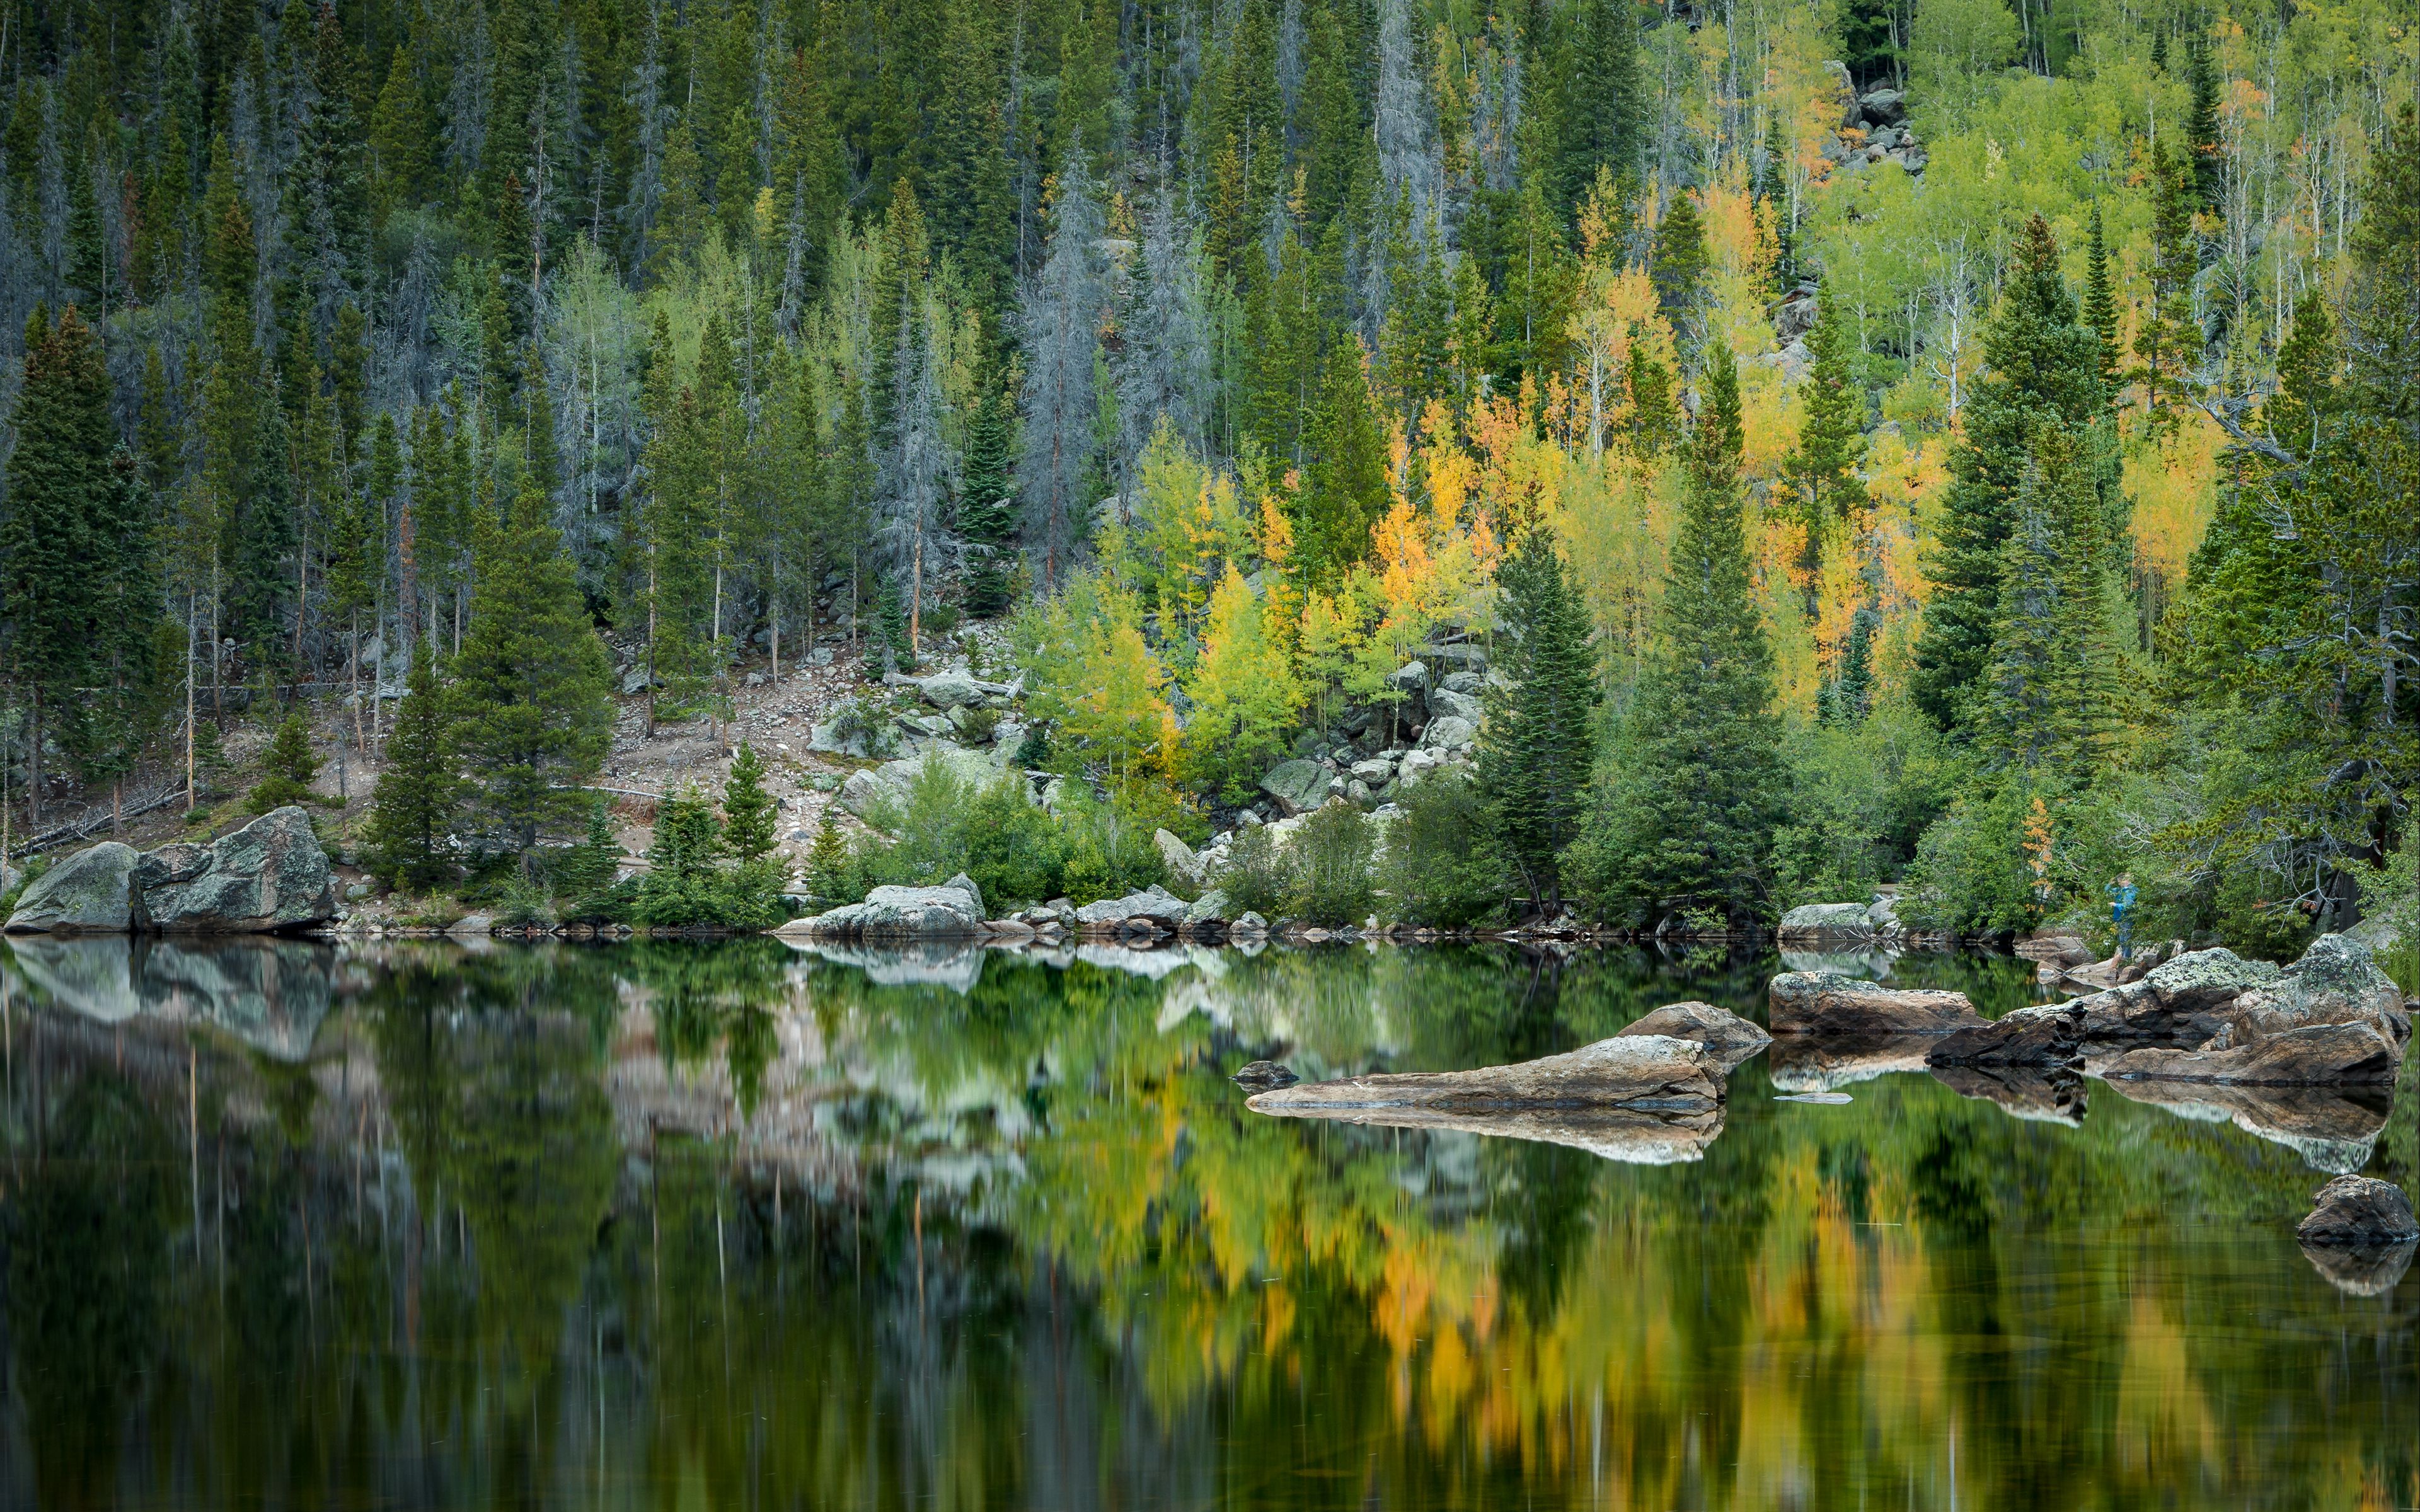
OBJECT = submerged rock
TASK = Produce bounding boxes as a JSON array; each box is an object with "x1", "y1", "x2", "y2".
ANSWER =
[
  {"x1": 2297, "y1": 1175, "x2": 2420, "y2": 1246},
  {"x1": 1616, "y1": 1002, "x2": 1772, "y2": 1074},
  {"x1": 1231, "y1": 1059, "x2": 1299, "y2": 1089},
  {"x1": 1767, "y1": 972, "x2": 1983, "y2": 1040},
  {"x1": 1246, "y1": 1034, "x2": 1724, "y2": 1117}
]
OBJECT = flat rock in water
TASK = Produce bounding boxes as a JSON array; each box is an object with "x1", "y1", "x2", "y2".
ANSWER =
[
  {"x1": 1617, "y1": 1002, "x2": 1772, "y2": 1073},
  {"x1": 1775, "y1": 1092, "x2": 1853, "y2": 1104},
  {"x1": 2298, "y1": 1175, "x2": 2420, "y2": 1246},
  {"x1": 1246, "y1": 1034, "x2": 1722, "y2": 1116},
  {"x1": 1247, "y1": 1101, "x2": 1726, "y2": 1166},
  {"x1": 1768, "y1": 971, "x2": 1982, "y2": 1039},
  {"x1": 1231, "y1": 1059, "x2": 1299, "y2": 1089}
]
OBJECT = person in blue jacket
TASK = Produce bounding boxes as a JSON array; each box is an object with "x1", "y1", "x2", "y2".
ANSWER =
[{"x1": 2106, "y1": 872, "x2": 2138, "y2": 960}]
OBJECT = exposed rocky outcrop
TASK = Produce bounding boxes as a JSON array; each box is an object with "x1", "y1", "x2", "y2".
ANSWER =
[
  {"x1": 1074, "y1": 885, "x2": 1191, "y2": 933},
  {"x1": 1231, "y1": 1059, "x2": 1299, "y2": 1089},
  {"x1": 6, "y1": 808, "x2": 338, "y2": 936},
  {"x1": 1616, "y1": 1002, "x2": 1772, "y2": 1074},
  {"x1": 1768, "y1": 971, "x2": 1983, "y2": 1040},
  {"x1": 1245, "y1": 1035, "x2": 1726, "y2": 1118},
  {"x1": 2072, "y1": 936, "x2": 2410, "y2": 1087}
]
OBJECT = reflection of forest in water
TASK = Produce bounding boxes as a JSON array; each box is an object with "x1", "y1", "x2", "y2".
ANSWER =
[{"x1": 1, "y1": 936, "x2": 2417, "y2": 1510}]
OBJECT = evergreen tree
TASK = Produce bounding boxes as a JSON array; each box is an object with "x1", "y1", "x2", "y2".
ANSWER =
[
  {"x1": 959, "y1": 381, "x2": 1018, "y2": 616},
  {"x1": 1911, "y1": 215, "x2": 2106, "y2": 731},
  {"x1": 721, "y1": 743, "x2": 778, "y2": 864},
  {"x1": 1649, "y1": 192, "x2": 1708, "y2": 327},
  {"x1": 1818, "y1": 606, "x2": 1877, "y2": 725},
  {"x1": 1017, "y1": 151, "x2": 1109, "y2": 588},
  {"x1": 1475, "y1": 527, "x2": 1601, "y2": 914},
  {"x1": 248, "y1": 713, "x2": 321, "y2": 812},
  {"x1": 1557, "y1": 0, "x2": 1644, "y2": 222},
  {"x1": 451, "y1": 476, "x2": 615, "y2": 851},
  {"x1": 364, "y1": 639, "x2": 462, "y2": 890},
  {"x1": 2082, "y1": 202, "x2": 2123, "y2": 398},
  {"x1": 1784, "y1": 292, "x2": 1865, "y2": 595},
  {"x1": 1, "y1": 307, "x2": 117, "y2": 829},
  {"x1": 2133, "y1": 144, "x2": 2200, "y2": 426},
  {"x1": 804, "y1": 810, "x2": 856, "y2": 902},
  {"x1": 1293, "y1": 330, "x2": 1390, "y2": 588},
  {"x1": 1567, "y1": 341, "x2": 1783, "y2": 928},
  {"x1": 1976, "y1": 426, "x2": 2114, "y2": 776},
  {"x1": 551, "y1": 799, "x2": 625, "y2": 902},
  {"x1": 2186, "y1": 39, "x2": 2225, "y2": 210}
]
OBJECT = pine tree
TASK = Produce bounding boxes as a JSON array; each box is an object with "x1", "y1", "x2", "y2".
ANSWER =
[
  {"x1": 1567, "y1": 341, "x2": 1783, "y2": 928},
  {"x1": 1293, "y1": 330, "x2": 1390, "y2": 588},
  {"x1": 1819, "y1": 606, "x2": 1876, "y2": 725},
  {"x1": 804, "y1": 810, "x2": 855, "y2": 902},
  {"x1": 2133, "y1": 145, "x2": 2201, "y2": 427},
  {"x1": 248, "y1": 713, "x2": 321, "y2": 812},
  {"x1": 1649, "y1": 192, "x2": 1708, "y2": 327},
  {"x1": 721, "y1": 743, "x2": 778, "y2": 864},
  {"x1": 364, "y1": 638, "x2": 462, "y2": 890},
  {"x1": 1475, "y1": 526, "x2": 1601, "y2": 914},
  {"x1": 1017, "y1": 151, "x2": 1109, "y2": 588},
  {"x1": 1976, "y1": 426, "x2": 2113, "y2": 777},
  {"x1": 1, "y1": 307, "x2": 115, "y2": 830},
  {"x1": 451, "y1": 476, "x2": 615, "y2": 851},
  {"x1": 2082, "y1": 202, "x2": 2123, "y2": 399},
  {"x1": 2186, "y1": 40, "x2": 2225, "y2": 210},
  {"x1": 959, "y1": 381, "x2": 1018, "y2": 616},
  {"x1": 1557, "y1": 0, "x2": 1644, "y2": 222},
  {"x1": 1785, "y1": 293, "x2": 1866, "y2": 589},
  {"x1": 1911, "y1": 215, "x2": 2106, "y2": 731}
]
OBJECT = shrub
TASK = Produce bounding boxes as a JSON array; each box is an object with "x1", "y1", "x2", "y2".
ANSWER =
[
  {"x1": 1059, "y1": 782, "x2": 1172, "y2": 902},
  {"x1": 1288, "y1": 801, "x2": 1376, "y2": 926},
  {"x1": 247, "y1": 714, "x2": 320, "y2": 813},
  {"x1": 1377, "y1": 768, "x2": 1504, "y2": 927},
  {"x1": 1218, "y1": 825, "x2": 1293, "y2": 918}
]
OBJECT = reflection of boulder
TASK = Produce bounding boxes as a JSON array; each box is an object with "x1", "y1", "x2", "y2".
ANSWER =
[
  {"x1": 2299, "y1": 1239, "x2": 2416, "y2": 1297},
  {"x1": 1779, "y1": 947, "x2": 1899, "y2": 978},
  {"x1": 2095, "y1": 1077, "x2": 2391, "y2": 1173},
  {"x1": 781, "y1": 937, "x2": 986, "y2": 993},
  {"x1": 1768, "y1": 1034, "x2": 1937, "y2": 1092},
  {"x1": 1246, "y1": 1101, "x2": 1726, "y2": 1165},
  {"x1": 4, "y1": 935, "x2": 334, "y2": 1059},
  {"x1": 1618, "y1": 1002, "x2": 1772, "y2": 1074},
  {"x1": 1928, "y1": 1064, "x2": 2087, "y2": 1126},
  {"x1": 9, "y1": 934, "x2": 141, "y2": 1020},
  {"x1": 1247, "y1": 1034, "x2": 1723, "y2": 1117}
]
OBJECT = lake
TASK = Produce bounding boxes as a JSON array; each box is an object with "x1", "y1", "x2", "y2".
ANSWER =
[{"x1": 0, "y1": 934, "x2": 2413, "y2": 1509}]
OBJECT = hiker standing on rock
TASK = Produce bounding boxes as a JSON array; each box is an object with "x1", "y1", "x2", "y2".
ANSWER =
[{"x1": 2107, "y1": 872, "x2": 2138, "y2": 960}]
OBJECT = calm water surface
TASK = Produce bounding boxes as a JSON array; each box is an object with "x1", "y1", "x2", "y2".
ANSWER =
[{"x1": 0, "y1": 934, "x2": 2414, "y2": 1510}]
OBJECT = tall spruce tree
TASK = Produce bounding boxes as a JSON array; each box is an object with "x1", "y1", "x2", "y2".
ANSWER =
[
  {"x1": 1475, "y1": 525, "x2": 1601, "y2": 914},
  {"x1": 1567, "y1": 342, "x2": 1784, "y2": 927},
  {"x1": 2082, "y1": 202, "x2": 2123, "y2": 398},
  {"x1": 1784, "y1": 292, "x2": 1865, "y2": 597},
  {"x1": 959, "y1": 381, "x2": 1018, "y2": 616},
  {"x1": 451, "y1": 476, "x2": 614, "y2": 852},
  {"x1": 1910, "y1": 215, "x2": 2106, "y2": 732},
  {"x1": 1557, "y1": 0, "x2": 1644, "y2": 222},
  {"x1": 364, "y1": 638, "x2": 462, "y2": 890},
  {"x1": 1976, "y1": 427, "x2": 2114, "y2": 777}
]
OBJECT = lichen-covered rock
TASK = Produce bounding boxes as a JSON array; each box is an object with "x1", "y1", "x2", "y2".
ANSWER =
[
  {"x1": 1777, "y1": 902, "x2": 1879, "y2": 941},
  {"x1": 1767, "y1": 972, "x2": 1982, "y2": 1039},
  {"x1": 1617, "y1": 1002, "x2": 1772, "y2": 1073},
  {"x1": 1074, "y1": 885, "x2": 1189, "y2": 931},
  {"x1": 1427, "y1": 688, "x2": 1485, "y2": 724},
  {"x1": 1182, "y1": 888, "x2": 1233, "y2": 929},
  {"x1": 784, "y1": 881, "x2": 984, "y2": 939},
  {"x1": 2297, "y1": 1175, "x2": 2420, "y2": 1245},
  {"x1": 1155, "y1": 828, "x2": 1204, "y2": 891},
  {"x1": 1421, "y1": 715, "x2": 1478, "y2": 751},
  {"x1": 2099, "y1": 1019, "x2": 2405, "y2": 1086},
  {"x1": 137, "y1": 808, "x2": 338, "y2": 933},
  {"x1": 6, "y1": 842, "x2": 141, "y2": 934},
  {"x1": 1260, "y1": 759, "x2": 1332, "y2": 817}
]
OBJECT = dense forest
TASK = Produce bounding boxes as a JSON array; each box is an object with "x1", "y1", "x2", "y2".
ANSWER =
[{"x1": 0, "y1": 0, "x2": 2416, "y2": 944}]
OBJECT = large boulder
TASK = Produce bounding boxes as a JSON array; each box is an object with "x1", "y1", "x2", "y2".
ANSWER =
[
  {"x1": 1616, "y1": 1001, "x2": 1772, "y2": 1074},
  {"x1": 1182, "y1": 888, "x2": 1233, "y2": 930},
  {"x1": 1421, "y1": 715, "x2": 1478, "y2": 752},
  {"x1": 1767, "y1": 971, "x2": 1983, "y2": 1039},
  {"x1": 2296, "y1": 1175, "x2": 2420, "y2": 1246},
  {"x1": 784, "y1": 880, "x2": 985, "y2": 939},
  {"x1": 1246, "y1": 1034, "x2": 1726, "y2": 1118},
  {"x1": 2066, "y1": 947, "x2": 2284, "y2": 1040},
  {"x1": 6, "y1": 842, "x2": 141, "y2": 933},
  {"x1": 839, "y1": 746, "x2": 1010, "y2": 818},
  {"x1": 137, "y1": 807, "x2": 338, "y2": 933},
  {"x1": 2066, "y1": 935, "x2": 2410, "y2": 1085},
  {"x1": 2097, "y1": 1020, "x2": 2405, "y2": 1086},
  {"x1": 1260, "y1": 759, "x2": 1332, "y2": 817},
  {"x1": 1427, "y1": 688, "x2": 1485, "y2": 724},
  {"x1": 1075, "y1": 885, "x2": 1190, "y2": 931},
  {"x1": 1777, "y1": 902, "x2": 1880, "y2": 942},
  {"x1": 1155, "y1": 828, "x2": 1205, "y2": 891},
  {"x1": 911, "y1": 668, "x2": 986, "y2": 709}
]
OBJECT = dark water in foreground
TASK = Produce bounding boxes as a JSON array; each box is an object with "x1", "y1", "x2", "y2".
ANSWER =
[{"x1": 0, "y1": 934, "x2": 2415, "y2": 1510}]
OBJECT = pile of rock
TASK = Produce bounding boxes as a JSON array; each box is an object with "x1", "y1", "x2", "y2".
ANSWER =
[
  {"x1": 1248, "y1": 658, "x2": 1484, "y2": 820},
  {"x1": 6, "y1": 807, "x2": 338, "y2": 936},
  {"x1": 1819, "y1": 64, "x2": 1927, "y2": 176}
]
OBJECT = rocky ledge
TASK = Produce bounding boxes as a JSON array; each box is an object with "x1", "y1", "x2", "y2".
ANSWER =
[
  {"x1": 1245, "y1": 1034, "x2": 1727, "y2": 1118},
  {"x1": 6, "y1": 807, "x2": 337, "y2": 936}
]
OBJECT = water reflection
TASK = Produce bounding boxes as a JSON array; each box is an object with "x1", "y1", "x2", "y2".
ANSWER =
[{"x1": 0, "y1": 938, "x2": 2415, "y2": 1511}]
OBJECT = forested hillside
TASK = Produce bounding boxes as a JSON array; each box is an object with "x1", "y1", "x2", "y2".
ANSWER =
[{"x1": 1, "y1": 0, "x2": 2416, "y2": 943}]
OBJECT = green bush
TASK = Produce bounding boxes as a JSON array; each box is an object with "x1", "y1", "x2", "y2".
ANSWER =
[
  {"x1": 633, "y1": 779, "x2": 786, "y2": 929},
  {"x1": 247, "y1": 714, "x2": 320, "y2": 813},
  {"x1": 1377, "y1": 768, "x2": 1504, "y2": 927},
  {"x1": 1217, "y1": 825, "x2": 1292, "y2": 917},
  {"x1": 1288, "y1": 801, "x2": 1376, "y2": 926},
  {"x1": 1771, "y1": 707, "x2": 1956, "y2": 908},
  {"x1": 1058, "y1": 784, "x2": 1168, "y2": 903}
]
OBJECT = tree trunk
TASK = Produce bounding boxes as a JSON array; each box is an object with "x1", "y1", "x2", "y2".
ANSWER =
[
  {"x1": 645, "y1": 551, "x2": 659, "y2": 742},
  {"x1": 26, "y1": 684, "x2": 40, "y2": 836},
  {"x1": 185, "y1": 592, "x2": 197, "y2": 813}
]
